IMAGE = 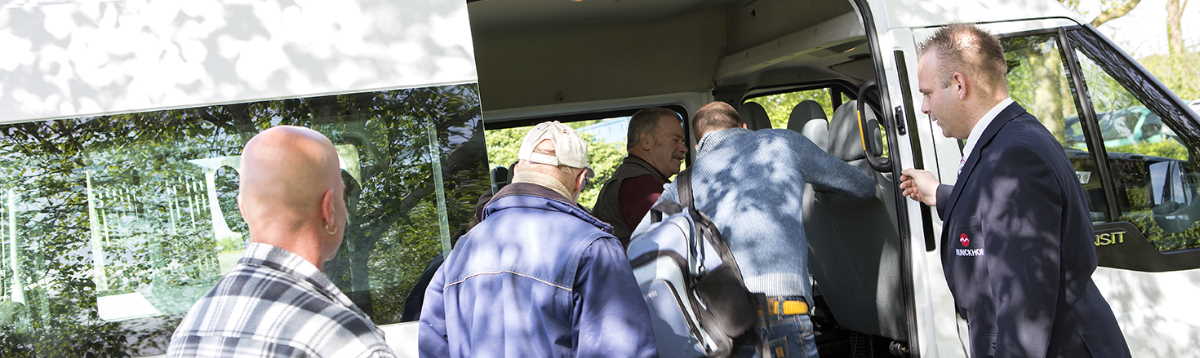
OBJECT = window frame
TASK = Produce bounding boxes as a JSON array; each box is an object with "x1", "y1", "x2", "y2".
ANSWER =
[
  {"x1": 1001, "y1": 26, "x2": 1200, "y2": 271},
  {"x1": 741, "y1": 80, "x2": 861, "y2": 110},
  {"x1": 740, "y1": 81, "x2": 860, "y2": 140},
  {"x1": 482, "y1": 105, "x2": 691, "y2": 165}
]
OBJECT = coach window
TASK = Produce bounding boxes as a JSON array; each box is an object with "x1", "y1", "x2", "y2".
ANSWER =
[{"x1": 0, "y1": 85, "x2": 489, "y2": 356}]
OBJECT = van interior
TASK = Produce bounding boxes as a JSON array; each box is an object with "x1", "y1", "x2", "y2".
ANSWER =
[{"x1": 470, "y1": 0, "x2": 910, "y2": 355}]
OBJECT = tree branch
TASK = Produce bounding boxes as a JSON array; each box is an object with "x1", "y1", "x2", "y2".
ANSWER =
[{"x1": 1091, "y1": 0, "x2": 1142, "y2": 27}]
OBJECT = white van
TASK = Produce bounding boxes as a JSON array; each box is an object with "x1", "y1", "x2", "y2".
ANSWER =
[
  {"x1": 470, "y1": 0, "x2": 1199, "y2": 357},
  {"x1": 0, "y1": 0, "x2": 1195, "y2": 357}
]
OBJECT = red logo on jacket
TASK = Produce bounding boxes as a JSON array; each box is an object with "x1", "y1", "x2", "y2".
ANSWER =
[{"x1": 959, "y1": 233, "x2": 970, "y2": 247}]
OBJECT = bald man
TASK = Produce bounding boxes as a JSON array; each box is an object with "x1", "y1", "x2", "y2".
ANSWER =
[
  {"x1": 168, "y1": 126, "x2": 396, "y2": 358},
  {"x1": 419, "y1": 121, "x2": 657, "y2": 358}
]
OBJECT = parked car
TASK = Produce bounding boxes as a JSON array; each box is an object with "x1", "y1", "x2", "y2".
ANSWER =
[{"x1": 1064, "y1": 106, "x2": 1177, "y2": 150}]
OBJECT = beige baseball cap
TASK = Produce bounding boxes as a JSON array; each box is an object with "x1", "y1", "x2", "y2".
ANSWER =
[{"x1": 518, "y1": 121, "x2": 590, "y2": 170}]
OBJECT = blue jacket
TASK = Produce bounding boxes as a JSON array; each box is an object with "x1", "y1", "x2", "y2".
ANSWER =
[
  {"x1": 419, "y1": 183, "x2": 658, "y2": 358},
  {"x1": 935, "y1": 103, "x2": 1130, "y2": 357}
]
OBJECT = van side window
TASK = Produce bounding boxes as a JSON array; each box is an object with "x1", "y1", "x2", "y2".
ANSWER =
[
  {"x1": 1002, "y1": 34, "x2": 1109, "y2": 221},
  {"x1": 485, "y1": 118, "x2": 631, "y2": 208},
  {"x1": 1074, "y1": 50, "x2": 1200, "y2": 253},
  {"x1": 1005, "y1": 31, "x2": 1200, "y2": 258}
]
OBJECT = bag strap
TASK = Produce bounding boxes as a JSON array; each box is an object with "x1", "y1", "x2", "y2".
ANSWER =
[
  {"x1": 678, "y1": 169, "x2": 694, "y2": 209},
  {"x1": 677, "y1": 170, "x2": 749, "y2": 288}
]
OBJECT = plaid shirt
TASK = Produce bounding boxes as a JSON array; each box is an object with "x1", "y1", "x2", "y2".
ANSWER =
[{"x1": 168, "y1": 243, "x2": 396, "y2": 358}]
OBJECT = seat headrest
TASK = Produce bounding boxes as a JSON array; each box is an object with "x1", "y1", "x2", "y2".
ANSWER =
[
  {"x1": 828, "y1": 100, "x2": 868, "y2": 161},
  {"x1": 740, "y1": 102, "x2": 772, "y2": 130},
  {"x1": 786, "y1": 100, "x2": 830, "y2": 151}
]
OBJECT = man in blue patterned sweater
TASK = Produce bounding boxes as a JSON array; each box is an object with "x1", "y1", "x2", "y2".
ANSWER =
[{"x1": 645, "y1": 102, "x2": 875, "y2": 357}]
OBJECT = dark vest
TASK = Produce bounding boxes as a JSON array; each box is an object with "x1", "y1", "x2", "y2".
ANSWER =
[{"x1": 592, "y1": 156, "x2": 669, "y2": 242}]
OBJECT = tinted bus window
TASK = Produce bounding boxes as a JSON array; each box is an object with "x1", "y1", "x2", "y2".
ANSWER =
[{"x1": 0, "y1": 84, "x2": 488, "y2": 356}]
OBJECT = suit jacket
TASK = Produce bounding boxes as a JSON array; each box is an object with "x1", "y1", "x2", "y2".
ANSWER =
[{"x1": 933, "y1": 103, "x2": 1131, "y2": 358}]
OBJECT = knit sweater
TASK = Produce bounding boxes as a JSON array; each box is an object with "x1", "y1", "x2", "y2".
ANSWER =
[{"x1": 653, "y1": 127, "x2": 874, "y2": 296}]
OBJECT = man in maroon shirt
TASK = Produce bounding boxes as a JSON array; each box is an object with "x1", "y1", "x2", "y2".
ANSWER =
[{"x1": 592, "y1": 108, "x2": 687, "y2": 245}]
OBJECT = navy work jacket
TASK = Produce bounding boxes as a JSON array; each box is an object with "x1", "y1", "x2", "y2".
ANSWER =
[
  {"x1": 419, "y1": 183, "x2": 657, "y2": 358},
  {"x1": 935, "y1": 103, "x2": 1131, "y2": 357}
]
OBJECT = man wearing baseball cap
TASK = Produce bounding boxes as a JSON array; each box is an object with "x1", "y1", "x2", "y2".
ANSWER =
[{"x1": 419, "y1": 121, "x2": 657, "y2": 357}]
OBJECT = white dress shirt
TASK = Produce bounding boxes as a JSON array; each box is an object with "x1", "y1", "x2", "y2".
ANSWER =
[{"x1": 960, "y1": 97, "x2": 1014, "y2": 170}]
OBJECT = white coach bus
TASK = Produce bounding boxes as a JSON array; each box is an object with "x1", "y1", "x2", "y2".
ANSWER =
[{"x1": 0, "y1": 0, "x2": 1195, "y2": 357}]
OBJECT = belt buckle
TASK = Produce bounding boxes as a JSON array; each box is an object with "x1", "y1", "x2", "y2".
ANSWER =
[{"x1": 767, "y1": 297, "x2": 809, "y2": 316}]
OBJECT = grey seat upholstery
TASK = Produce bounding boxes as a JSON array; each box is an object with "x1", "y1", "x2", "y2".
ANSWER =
[
  {"x1": 803, "y1": 100, "x2": 906, "y2": 341},
  {"x1": 740, "y1": 102, "x2": 773, "y2": 130},
  {"x1": 786, "y1": 100, "x2": 830, "y2": 151}
]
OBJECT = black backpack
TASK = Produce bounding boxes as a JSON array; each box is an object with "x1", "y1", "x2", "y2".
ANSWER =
[{"x1": 627, "y1": 169, "x2": 758, "y2": 357}]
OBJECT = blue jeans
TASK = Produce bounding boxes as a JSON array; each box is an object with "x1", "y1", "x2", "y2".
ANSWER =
[
  {"x1": 762, "y1": 314, "x2": 819, "y2": 358},
  {"x1": 734, "y1": 314, "x2": 819, "y2": 358}
]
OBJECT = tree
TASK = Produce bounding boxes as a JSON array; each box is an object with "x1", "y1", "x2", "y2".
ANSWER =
[
  {"x1": 1057, "y1": 0, "x2": 1143, "y2": 27},
  {"x1": 0, "y1": 84, "x2": 490, "y2": 355},
  {"x1": 1139, "y1": 52, "x2": 1200, "y2": 100},
  {"x1": 1046, "y1": 0, "x2": 1143, "y2": 140},
  {"x1": 1167, "y1": 0, "x2": 1189, "y2": 55},
  {"x1": 1004, "y1": 34, "x2": 1077, "y2": 141}
]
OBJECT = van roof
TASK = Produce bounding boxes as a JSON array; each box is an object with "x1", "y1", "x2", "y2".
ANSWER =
[{"x1": 469, "y1": 0, "x2": 1084, "y2": 124}]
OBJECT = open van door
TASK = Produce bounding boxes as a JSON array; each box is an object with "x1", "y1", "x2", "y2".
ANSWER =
[
  {"x1": 994, "y1": 24, "x2": 1200, "y2": 357},
  {"x1": 870, "y1": 1, "x2": 1200, "y2": 356}
]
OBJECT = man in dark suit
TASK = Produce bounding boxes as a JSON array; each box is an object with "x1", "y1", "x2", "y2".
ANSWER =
[{"x1": 899, "y1": 24, "x2": 1131, "y2": 357}]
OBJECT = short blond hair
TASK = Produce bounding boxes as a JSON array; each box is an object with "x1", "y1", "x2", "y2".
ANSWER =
[
  {"x1": 919, "y1": 24, "x2": 1008, "y2": 90},
  {"x1": 693, "y1": 101, "x2": 743, "y2": 133}
]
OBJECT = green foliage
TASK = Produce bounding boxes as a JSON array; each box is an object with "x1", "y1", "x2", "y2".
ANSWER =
[
  {"x1": 745, "y1": 89, "x2": 893, "y2": 156},
  {"x1": 0, "y1": 290, "x2": 150, "y2": 357},
  {"x1": 0, "y1": 84, "x2": 490, "y2": 355},
  {"x1": 745, "y1": 89, "x2": 835, "y2": 129},
  {"x1": 1004, "y1": 34, "x2": 1079, "y2": 141},
  {"x1": 1139, "y1": 52, "x2": 1200, "y2": 102},
  {"x1": 483, "y1": 126, "x2": 524, "y2": 172},
  {"x1": 1108, "y1": 140, "x2": 1189, "y2": 161},
  {"x1": 1122, "y1": 210, "x2": 1200, "y2": 252},
  {"x1": 1078, "y1": 55, "x2": 1141, "y2": 113}
]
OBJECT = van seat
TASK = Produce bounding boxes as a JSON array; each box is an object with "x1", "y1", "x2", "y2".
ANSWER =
[
  {"x1": 740, "y1": 102, "x2": 773, "y2": 130},
  {"x1": 803, "y1": 100, "x2": 906, "y2": 341},
  {"x1": 786, "y1": 100, "x2": 829, "y2": 151}
]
